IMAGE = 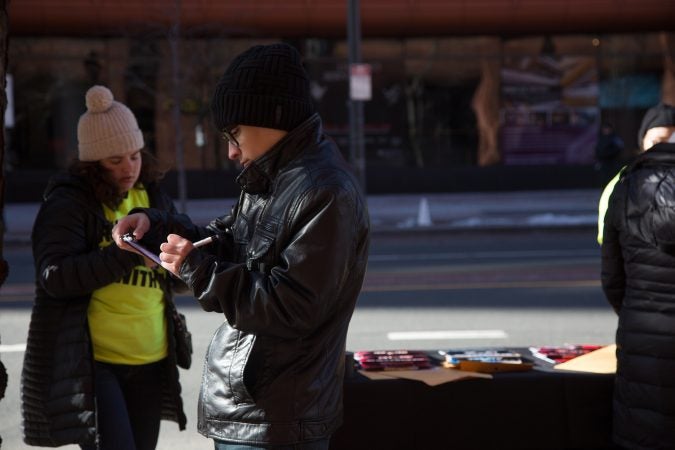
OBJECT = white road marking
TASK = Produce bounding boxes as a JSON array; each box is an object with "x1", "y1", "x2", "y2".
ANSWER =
[
  {"x1": 387, "y1": 329, "x2": 508, "y2": 341},
  {"x1": 0, "y1": 343, "x2": 27, "y2": 353}
]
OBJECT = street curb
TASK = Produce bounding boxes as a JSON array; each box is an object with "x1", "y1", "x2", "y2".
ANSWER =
[
  {"x1": 3, "y1": 220, "x2": 599, "y2": 245},
  {"x1": 2, "y1": 189, "x2": 602, "y2": 244}
]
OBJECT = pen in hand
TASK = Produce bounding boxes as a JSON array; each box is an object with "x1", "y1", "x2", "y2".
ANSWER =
[{"x1": 192, "y1": 234, "x2": 220, "y2": 248}]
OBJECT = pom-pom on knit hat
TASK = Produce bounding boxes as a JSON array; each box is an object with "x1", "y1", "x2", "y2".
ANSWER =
[
  {"x1": 637, "y1": 102, "x2": 675, "y2": 150},
  {"x1": 77, "y1": 85, "x2": 144, "y2": 161},
  {"x1": 211, "y1": 43, "x2": 315, "y2": 133}
]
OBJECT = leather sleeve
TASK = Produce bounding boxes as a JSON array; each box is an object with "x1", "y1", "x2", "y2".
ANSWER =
[
  {"x1": 183, "y1": 186, "x2": 366, "y2": 339},
  {"x1": 132, "y1": 204, "x2": 236, "y2": 257},
  {"x1": 130, "y1": 207, "x2": 202, "y2": 254}
]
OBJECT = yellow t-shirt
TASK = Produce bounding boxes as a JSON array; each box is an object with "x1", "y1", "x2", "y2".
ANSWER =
[{"x1": 88, "y1": 186, "x2": 168, "y2": 365}]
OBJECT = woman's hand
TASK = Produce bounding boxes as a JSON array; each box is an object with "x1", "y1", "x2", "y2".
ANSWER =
[{"x1": 112, "y1": 212, "x2": 151, "y2": 251}]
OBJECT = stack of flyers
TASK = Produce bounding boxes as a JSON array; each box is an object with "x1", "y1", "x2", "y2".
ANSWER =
[
  {"x1": 439, "y1": 350, "x2": 524, "y2": 365},
  {"x1": 529, "y1": 344, "x2": 604, "y2": 364},
  {"x1": 353, "y1": 350, "x2": 433, "y2": 371},
  {"x1": 438, "y1": 349, "x2": 533, "y2": 373}
]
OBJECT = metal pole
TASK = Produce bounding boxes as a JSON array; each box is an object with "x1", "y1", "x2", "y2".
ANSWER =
[
  {"x1": 0, "y1": 0, "x2": 8, "y2": 289},
  {"x1": 170, "y1": 0, "x2": 188, "y2": 213},
  {"x1": 347, "y1": 0, "x2": 366, "y2": 192}
]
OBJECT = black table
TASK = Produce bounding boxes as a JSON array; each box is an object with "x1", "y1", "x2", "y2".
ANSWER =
[{"x1": 332, "y1": 354, "x2": 615, "y2": 450}]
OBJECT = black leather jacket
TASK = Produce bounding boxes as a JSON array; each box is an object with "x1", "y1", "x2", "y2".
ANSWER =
[
  {"x1": 601, "y1": 142, "x2": 675, "y2": 449},
  {"x1": 141, "y1": 114, "x2": 370, "y2": 445},
  {"x1": 22, "y1": 174, "x2": 187, "y2": 447}
]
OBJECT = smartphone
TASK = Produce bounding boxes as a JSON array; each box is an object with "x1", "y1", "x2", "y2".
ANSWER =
[{"x1": 121, "y1": 233, "x2": 162, "y2": 266}]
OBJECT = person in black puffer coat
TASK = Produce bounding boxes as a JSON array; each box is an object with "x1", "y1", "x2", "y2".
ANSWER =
[
  {"x1": 601, "y1": 102, "x2": 675, "y2": 450},
  {"x1": 21, "y1": 85, "x2": 187, "y2": 449}
]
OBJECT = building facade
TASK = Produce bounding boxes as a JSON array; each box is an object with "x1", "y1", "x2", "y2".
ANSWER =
[{"x1": 5, "y1": 1, "x2": 675, "y2": 199}]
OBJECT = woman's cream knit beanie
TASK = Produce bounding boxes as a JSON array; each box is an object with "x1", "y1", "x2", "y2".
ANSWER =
[{"x1": 77, "y1": 85, "x2": 144, "y2": 161}]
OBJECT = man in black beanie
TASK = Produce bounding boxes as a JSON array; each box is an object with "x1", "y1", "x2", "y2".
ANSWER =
[
  {"x1": 601, "y1": 100, "x2": 675, "y2": 449},
  {"x1": 113, "y1": 42, "x2": 370, "y2": 449},
  {"x1": 637, "y1": 101, "x2": 675, "y2": 151},
  {"x1": 597, "y1": 102, "x2": 675, "y2": 244},
  {"x1": 211, "y1": 43, "x2": 316, "y2": 133}
]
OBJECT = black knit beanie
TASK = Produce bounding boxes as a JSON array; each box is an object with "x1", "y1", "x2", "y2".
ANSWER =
[
  {"x1": 211, "y1": 43, "x2": 315, "y2": 133},
  {"x1": 637, "y1": 102, "x2": 675, "y2": 150}
]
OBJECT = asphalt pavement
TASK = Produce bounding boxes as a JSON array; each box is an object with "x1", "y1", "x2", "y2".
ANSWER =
[{"x1": 3, "y1": 188, "x2": 601, "y2": 244}]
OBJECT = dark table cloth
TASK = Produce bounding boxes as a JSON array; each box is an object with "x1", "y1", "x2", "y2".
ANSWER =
[{"x1": 332, "y1": 351, "x2": 615, "y2": 449}]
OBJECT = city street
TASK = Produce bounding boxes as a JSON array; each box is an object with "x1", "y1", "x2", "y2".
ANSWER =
[
  {"x1": 1, "y1": 1, "x2": 669, "y2": 447},
  {"x1": 0, "y1": 226, "x2": 616, "y2": 449}
]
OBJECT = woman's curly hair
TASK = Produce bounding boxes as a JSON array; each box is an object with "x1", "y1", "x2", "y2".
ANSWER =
[{"x1": 68, "y1": 150, "x2": 166, "y2": 210}]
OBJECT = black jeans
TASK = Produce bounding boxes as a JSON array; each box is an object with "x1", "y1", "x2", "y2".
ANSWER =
[
  {"x1": 81, "y1": 360, "x2": 164, "y2": 450},
  {"x1": 214, "y1": 437, "x2": 331, "y2": 450}
]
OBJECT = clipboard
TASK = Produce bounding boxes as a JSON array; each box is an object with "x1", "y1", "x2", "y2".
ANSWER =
[{"x1": 122, "y1": 234, "x2": 162, "y2": 266}]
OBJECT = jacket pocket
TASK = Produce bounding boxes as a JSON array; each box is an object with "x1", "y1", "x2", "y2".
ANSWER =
[
  {"x1": 246, "y1": 218, "x2": 279, "y2": 273},
  {"x1": 206, "y1": 324, "x2": 257, "y2": 406},
  {"x1": 242, "y1": 336, "x2": 271, "y2": 401}
]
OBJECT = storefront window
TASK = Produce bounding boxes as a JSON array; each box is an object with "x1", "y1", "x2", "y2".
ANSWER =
[{"x1": 5, "y1": 33, "x2": 670, "y2": 176}]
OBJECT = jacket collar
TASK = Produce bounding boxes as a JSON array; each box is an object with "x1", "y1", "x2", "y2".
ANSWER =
[
  {"x1": 624, "y1": 142, "x2": 675, "y2": 174},
  {"x1": 639, "y1": 142, "x2": 675, "y2": 161},
  {"x1": 235, "y1": 114, "x2": 322, "y2": 195}
]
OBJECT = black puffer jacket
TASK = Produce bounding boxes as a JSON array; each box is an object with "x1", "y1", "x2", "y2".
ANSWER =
[
  {"x1": 22, "y1": 174, "x2": 187, "y2": 447},
  {"x1": 140, "y1": 114, "x2": 370, "y2": 446},
  {"x1": 602, "y1": 142, "x2": 675, "y2": 450}
]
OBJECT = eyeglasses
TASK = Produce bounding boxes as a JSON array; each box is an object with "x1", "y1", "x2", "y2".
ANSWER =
[{"x1": 221, "y1": 127, "x2": 240, "y2": 148}]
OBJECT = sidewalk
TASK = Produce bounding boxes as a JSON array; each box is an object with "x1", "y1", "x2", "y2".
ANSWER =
[{"x1": 3, "y1": 189, "x2": 601, "y2": 244}]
